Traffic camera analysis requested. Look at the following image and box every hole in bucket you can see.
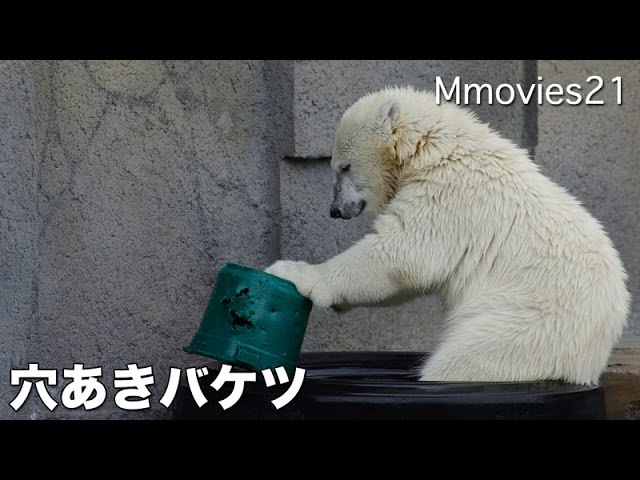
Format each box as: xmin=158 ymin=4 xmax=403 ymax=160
xmin=229 ymin=309 xmax=253 ymax=329
xmin=235 ymin=288 xmax=250 ymax=298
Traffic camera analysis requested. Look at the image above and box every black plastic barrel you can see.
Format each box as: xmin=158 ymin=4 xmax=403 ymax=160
xmin=172 ymin=352 xmax=605 ymax=420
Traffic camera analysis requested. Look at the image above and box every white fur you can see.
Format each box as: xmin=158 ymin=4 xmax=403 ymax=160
xmin=266 ymin=86 xmax=630 ymax=385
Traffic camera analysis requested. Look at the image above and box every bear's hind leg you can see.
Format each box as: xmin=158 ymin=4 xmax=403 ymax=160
xmin=417 ymin=313 xmax=562 ymax=383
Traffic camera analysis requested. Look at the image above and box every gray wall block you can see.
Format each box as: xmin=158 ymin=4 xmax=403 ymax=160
xmin=537 ymin=60 xmax=640 ymax=335
xmin=292 ymin=60 xmax=536 ymax=157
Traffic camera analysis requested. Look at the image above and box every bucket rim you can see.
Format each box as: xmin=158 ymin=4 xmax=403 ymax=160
xmin=222 ymin=262 xmax=304 ymax=295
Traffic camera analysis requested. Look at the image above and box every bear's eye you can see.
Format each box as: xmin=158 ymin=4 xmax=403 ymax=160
xmin=341 ymin=164 xmax=351 ymax=173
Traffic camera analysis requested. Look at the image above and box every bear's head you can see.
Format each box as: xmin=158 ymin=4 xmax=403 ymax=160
xmin=330 ymin=95 xmax=401 ymax=219
xmin=329 ymin=87 xmax=447 ymax=219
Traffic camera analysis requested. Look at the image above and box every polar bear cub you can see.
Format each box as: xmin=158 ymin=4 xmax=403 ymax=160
xmin=266 ymin=86 xmax=630 ymax=385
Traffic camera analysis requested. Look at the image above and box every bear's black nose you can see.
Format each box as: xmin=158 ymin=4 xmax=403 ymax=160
xmin=330 ymin=207 xmax=342 ymax=218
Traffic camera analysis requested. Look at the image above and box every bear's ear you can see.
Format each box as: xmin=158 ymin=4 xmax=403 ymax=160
xmin=376 ymin=98 xmax=401 ymax=134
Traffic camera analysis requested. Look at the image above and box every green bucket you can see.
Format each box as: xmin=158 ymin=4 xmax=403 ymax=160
xmin=184 ymin=263 xmax=313 ymax=376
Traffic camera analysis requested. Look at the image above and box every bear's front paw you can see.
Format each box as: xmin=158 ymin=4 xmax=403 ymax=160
xmin=307 ymin=285 xmax=336 ymax=309
xmin=265 ymin=260 xmax=320 ymax=299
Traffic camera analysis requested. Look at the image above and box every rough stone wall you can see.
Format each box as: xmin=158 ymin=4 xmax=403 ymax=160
xmin=536 ymin=60 xmax=640 ymax=336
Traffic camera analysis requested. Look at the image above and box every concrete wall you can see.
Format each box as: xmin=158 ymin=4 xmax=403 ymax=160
xmin=536 ymin=60 xmax=640 ymax=338
xmin=0 ymin=62 xmax=39 ymax=418
xmin=0 ymin=60 xmax=637 ymax=419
